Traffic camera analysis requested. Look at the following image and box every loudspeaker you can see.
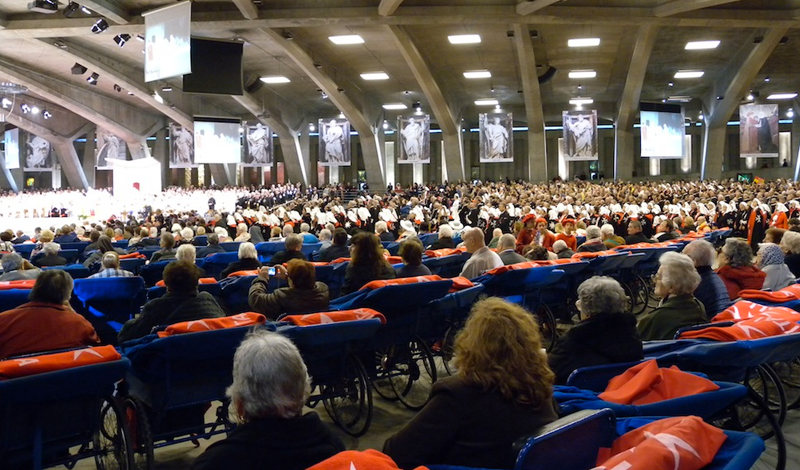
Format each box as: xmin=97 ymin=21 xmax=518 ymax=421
xmin=244 ymin=74 xmax=264 ymax=94
xmin=538 ymin=66 xmax=557 ymax=84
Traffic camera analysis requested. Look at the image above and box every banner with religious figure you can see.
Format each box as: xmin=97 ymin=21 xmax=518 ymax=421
xmin=169 ymin=122 xmax=195 ymax=168
xmin=242 ymin=123 xmax=272 ymax=167
xmin=562 ymin=110 xmax=599 ymax=161
xmin=318 ymin=118 xmax=351 ymax=167
xmin=21 ymin=131 xmax=54 ymax=171
xmin=96 ymin=129 xmax=127 ymax=169
xmin=479 ymin=113 xmax=513 ymax=163
xmin=398 ymin=115 xmax=430 ymax=164
xmin=739 ymin=104 xmax=779 ymax=158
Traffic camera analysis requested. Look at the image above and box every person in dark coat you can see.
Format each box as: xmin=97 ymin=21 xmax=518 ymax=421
xmin=341 ymin=232 xmax=395 ymax=295
xmin=376 ymin=221 xmax=395 ymax=242
xmin=268 ymin=234 xmax=307 ymax=267
xmin=196 ymin=233 xmax=227 ymax=258
xmin=384 ymin=298 xmax=557 ymax=469
xmin=317 ymin=229 xmax=350 ymax=263
xmin=192 ymin=330 xmax=344 ymax=470
xmin=395 ymin=238 xmax=432 ymax=278
xmin=428 ymin=224 xmax=456 ymax=250
xmin=683 ymin=240 xmax=733 ymax=320
xmin=248 ymin=260 xmax=330 ymax=320
xmin=33 ymin=242 xmax=66 ymax=267
xmin=118 ymin=262 xmax=225 ymax=342
xmin=624 ymin=220 xmax=652 ymax=245
xmin=149 ymin=232 xmax=177 ymax=264
xmin=220 ymin=242 xmax=263 ymax=279
xmin=548 ymin=277 xmax=643 ymax=384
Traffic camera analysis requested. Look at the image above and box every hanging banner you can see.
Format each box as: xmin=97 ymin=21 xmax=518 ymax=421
xmin=398 ymin=115 xmax=430 ymax=164
xmin=479 ymin=113 xmax=513 ymax=163
xmin=169 ymin=122 xmax=195 ymax=168
xmin=22 ymin=131 xmax=54 ymax=171
xmin=96 ymin=129 xmax=127 ymax=169
xmin=4 ymin=129 xmax=19 ymax=170
xmin=740 ymin=103 xmax=779 ymax=158
xmin=318 ymin=118 xmax=350 ymax=166
xmin=562 ymin=110 xmax=599 ymax=161
xmin=243 ymin=123 xmax=273 ymax=167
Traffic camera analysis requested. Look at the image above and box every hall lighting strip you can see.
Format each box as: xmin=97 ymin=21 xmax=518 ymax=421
xmin=448 ymin=34 xmax=481 ymax=44
xmin=685 ymin=40 xmax=720 ymax=50
xmin=767 ymin=93 xmax=798 ymax=100
xmin=329 ymin=35 xmax=364 ymax=45
xmin=569 ymin=70 xmax=596 ymax=79
xmin=463 ymin=70 xmax=491 ymax=79
xmin=674 ymin=70 xmax=704 ymax=78
xmin=568 ymin=38 xmax=600 ymax=47
xmin=360 ymin=72 xmax=389 ymax=80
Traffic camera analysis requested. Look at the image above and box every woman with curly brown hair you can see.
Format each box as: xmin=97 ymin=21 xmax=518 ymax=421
xmin=340 ymin=232 xmax=395 ymax=295
xmin=384 ymin=297 xmax=558 ymax=469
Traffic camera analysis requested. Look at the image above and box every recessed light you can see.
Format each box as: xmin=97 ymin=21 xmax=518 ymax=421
xmin=382 ymin=103 xmax=408 ymax=110
xmin=260 ymin=76 xmax=290 ymax=83
xmin=685 ymin=40 xmax=720 ymax=50
xmin=767 ymin=93 xmax=798 ymax=100
xmin=360 ymin=72 xmax=389 ymax=80
xmin=568 ymin=70 xmax=596 ymax=79
xmin=463 ymin=70 xmax=492 ymax=79
xmin=329 ymin=35 xmax=364 ymax=45
xmin=30 ymin=106 xmax=40 ymax=115
xmin=448 ymin=34 xmax=481 ymax=44
xmin=666 ymin=96 xmax=692 ymax=102
xmin=569 ymin=97 xmax=593 ymax=105
xmin=475 ymin=99 xmax=499 ymax=106
xmin=674 ymin=70 xmax=704 ymax=79
xmin=568 ymin=38 xmax=600 ymax=48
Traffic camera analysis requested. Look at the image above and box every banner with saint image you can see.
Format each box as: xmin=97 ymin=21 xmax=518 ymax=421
xmin=21 ymin=130 xmax=54 ymax=171
xmin=96 ymin=129 xmax=127 ymax=169
xmin=169 ymin=122 xmax=195 ymax=168
xmin=318 ymin=118 xmax=350 ymax=166
xmin=243 ymin=123 xmax=273 ymax=167
xmin=739 ymin=104 xmax=779 ymax=158
xmin=479 ymin=113 xmax=513 ymax=163
xmin=398 ymin=115 xmax=430 ymax=164
xmin=562 ymin=110 xmax=598 ymax=161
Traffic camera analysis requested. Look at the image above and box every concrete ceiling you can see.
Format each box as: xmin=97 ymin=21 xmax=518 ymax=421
xmin=2 ymin=0 xmax=800 ymax=135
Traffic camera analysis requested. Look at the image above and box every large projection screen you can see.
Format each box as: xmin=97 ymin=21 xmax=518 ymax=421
xmin=4 ymin=129 xmax=19 ymax=170
xmin=143 ymin=2 xmax=191 ymax=83
xmin=640 ymin=103 xmax=685 ymax=159
xmin=194 ymin=118 xmax=242 ymax=164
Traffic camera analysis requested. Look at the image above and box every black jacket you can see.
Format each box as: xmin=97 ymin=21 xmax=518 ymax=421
xmin=341 ymin=262 xmax=396 ymax=295
xmin=220 ymin=258 xmax=263 ymax=279
xmin=118 ymin=291 xmax=225 ymax=342
xmin=317 ymin=244 xmax=350 ymax=263
xmin=429 ymin=237 xmax=456 ymax=250
xmin=268 ymin=250 xmax=306 ymax=267
xmin=196 ymin=245 xmax=226 ymax=258
xmin=248 ymin=279 xmax=330 ymax=320
xmin=34 ymin=254 xmax=67 ymax=267
xmin=547 ymin=312 xmax=643 ymax=385
xmin=191 ymin=412 xmax=344 ymax=470
xmin=623 ymin=233 xmax=652 ymax=245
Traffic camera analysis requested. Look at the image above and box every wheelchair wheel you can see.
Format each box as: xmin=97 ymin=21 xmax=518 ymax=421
xmin=373 ymin=348 xmax=400 ymax=402
xmin=437 ymin=324 xmax=460 ymax=377
xmin=625 ymin=276 xmax=649 ymax=315
xmin=533 ymin=304 xmax=557 ymax=351
xmin=389 ymin=339 xmax=437 ymax=410
xmin=736 ymin=365 xmax=787 ymax=439
xmin=323 ymin=355 xmax=373 ymax=437
xmin=745 ymin=389 xmax=787 ymax=470
xmin=769 ymin=358 xmax=800 ymax=409
xmin=94 ymin=398 xmax=133 ymax=470
xmin=121 ymin=397 xmax=153 ymax=470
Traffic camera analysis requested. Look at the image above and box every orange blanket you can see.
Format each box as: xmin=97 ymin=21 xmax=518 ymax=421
xmin=598 ymin=360 xmax=719 ymax=405
xmin=282 ymin=308 xmax=386 ymax=325
xmin=157 ymin=312 xmax=266 ymax=337
xmin=679 ymin=315 xmax=800 ymax=341
xmin=0 ymin=345 xmax=121 ymax=380
xmin=713 ymin=300 xmax=800 ymax=323
xmin=308 ymin=449 xmax=429 ymax=470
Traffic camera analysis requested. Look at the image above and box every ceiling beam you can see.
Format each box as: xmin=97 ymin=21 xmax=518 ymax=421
xmin=653 ymin=0 xmax=742 ymax=18
xmin=512 ymin=24 xmax=547 ymax=182
xmin=37 ymin=39 xmax=193 ymax=131
xmin=378 ymin=0 xmax=404 ymax=17
xmin=614 ymin=24 xmax=659 ymax=180
xmin=238 ymin=28 xmax=385 ymax=189
xmin=388 ymin=24 xmax=464 ymax=181
xmin=516 ymin=0 xmax=561 ymax=16
xmin=0 ymin=13 xmax=7 ymax=30
xmin=80 ymin=0 xmax=131 ymax=24
xmin=231 ymin=0 xmax=259 ymax=20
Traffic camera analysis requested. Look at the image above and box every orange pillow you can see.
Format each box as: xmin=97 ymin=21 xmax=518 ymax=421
xmin=679 ymin=315 xmax=800 ymax=341
xmin=424 ymin=248 xmax=466 ymax=258
xmin=449 ymin=277 xmax=474 ymax=291
xmin=329 ymin=257 xmax=351 ymax=265
xmin=0 ymin=345 xmax=121 ymax=380
xmin=154 ymin=277 xmax=219 ymax=287
xmin=119 ymin=253 xmax=147 ymax=260
xmin=157 ymin=312 xmax=266 ymax=337
xmin=0 ymin=279 xmax=36 ymax=290
xmin=308 ymin=449 xmax=428 ymax=470
xmin=598 ymin=360 xmax=719 ymax=405
xmin=282 ymin=308 xmax=386 ymax=326
xmin=596 ymin=416 xmax=727 ymax=470
xmin=226 ymin=270 xmax=260 ymax=278
xmin=361 ymin=275 xmax=443 ymax=291
xmin=713 ymin=300 xmax=800 ymax=323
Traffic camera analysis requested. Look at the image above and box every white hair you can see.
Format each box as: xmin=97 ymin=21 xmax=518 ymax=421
xmin=683 ymin=239 xmax=716 ymax=267
xmin=438 ymin=224 xmax=454 ymax=239
xmin=553 ymin=239 xmax=568 ymax=253
xmin=43 ymin=242 xmax=61 ymax=256
xmin=226 ymin=330 xmax=310 ymax=422
xmin=497 ymin=234 xmax=517 ymax=250
xmin=180 ymin=227 xmax=194 ymax=240
xmin=375 ymin=221 xmax=388 ymax=233
xmin=600 ymin=224 xmax=615 ymax=236
xmin=586 ymin=225 xmax=601 ymax=239
xmin=658 ymin=252 xmax=701 ymax=296
xmin=780 ymin=230 xmax=800 ymax=255
xmin=238 ymin=242 xmax=257 ymax=260
xmin=577 ymin=276 xmax=627 ymax=316
xmin=176 ymin=244 xmax=196 ymax=263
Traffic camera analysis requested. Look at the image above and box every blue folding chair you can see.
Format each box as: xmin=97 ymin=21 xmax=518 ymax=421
xmin=71 ymin=277 xmax=147 ymax=344
xmin=0 ymin=289 xmax=32 ymax=312
xmin=0 ymin=357 xmax=133 ymax=470
xmin=192 ymin=235 xmax=208 ymax=246
xmin=146 ymin=282 xmax=223 ymax=301
xmin=59 ymin=242 xmax=89 ymax=253
xmin=300 ymin=243 xmax=322 ymax=258
xmin=119 ymin=257 xmax=147 ymax=275
xmin=219 ymin=241 xmax=241 ymax=253
xmin=139 ymin=261 xmax=171 ymax=287
xmin=42 ymin=264 xmax=90 ymax=279
xmin=203 ymin=252 xmax=241 ymax=280
xmin=255 ymin=241 xmax=285 ymax=263
xmin=13 ymin=244 xmax=35 ymax=260
xmin=218 ymin=275 xmax=258 ymax=314
xmin=422 ymin=252 xmax=471 ymax=278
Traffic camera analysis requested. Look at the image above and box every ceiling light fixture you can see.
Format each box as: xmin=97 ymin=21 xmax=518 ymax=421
xmin=86 ymin=72 xmax=99 ymax=85
xmin=161 ymin=85 xmax=172 ymax=92
xmin=43 ymin=110 xmax=52 ymax=119
xmin=788 ymin=108 xmax=794 ymax=118
xmin=568 ymin=38 xmax=600 ymax=48
xmin=475 ymin=99 xmax=499 ymax=106
xmin=674 ymin=70 xmax=704 ymax=79
xmin=81 ymin=5 xmax=91 ymax=14
xmin=260 ymin=76 xmax=290 ymax=83
xmin=382 ymin=103 xmax=407 ymax=110
xmin=746 ymin=92 xmax=754 ymax=101
xmin=113 ymin=84 xmax=122 ymax=92
xmin=568 ymin=70 xmax=596 ymax=79
xmin=1 ymin=98 xmax=11 ymax=109
xmin=360 ymin=72 xmax=389 ymax=80
xmin=90 ymin=18 xmax=108 ymax=34
xmin=448 ymin=34 xmax=481 ymax=44
xmin=765 ymin=76 xmax=771 ymax=82
xmin=30 ymin=106 xmax=40 ymax=115
xmin=20 ymin=103 xmax=30 ymax=114
xmin=463 ymin=70 xmax=492 ymax=79
xmin=113 ymin=33 xmax=131 ymax=47
xmin=685 ymin=40 xmax=720 ymax=50
xmin=136 ymin=34 xmax=144 ymax=42
xmin=71 ymin=63 xmax=87 ymax=75
xmin=383 ymin=120 xmax=389 ymax=129
xmin=569 ymin=97 xmax=593 ymax=105
xmin=666 ymin=96 xmax=693 ymax=102
xmin=767 ymin=93 xmax=798 ymax=100
xmin=63 ymin=1 xmax=79 ymax=17
xmin=328 ymin=35 xmax=364 ymax=45
xmin=309 ymin=123 xmax=315 ymax=131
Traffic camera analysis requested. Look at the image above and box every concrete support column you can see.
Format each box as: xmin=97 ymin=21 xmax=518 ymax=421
xmin=701 ymin=125 xmax=727 ymax=180
xmin=614 ymin=127 xmax=635 ymax=181
xmin=52 ymin=140 xmax=89 ymax=189
xmin=153 ymin=128 xmax=169 ymax=189
xmin=82 ymin=129 xmax=96 ymax=188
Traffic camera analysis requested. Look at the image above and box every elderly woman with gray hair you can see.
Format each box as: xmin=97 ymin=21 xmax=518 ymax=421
xmin=757 ymin=243 xmax=796 ymax=292
xmin=638 ymin=252 xmax=706 ymax=340
xmin=191 ymin=330 xmax=344 ymax=470
xmin=716 ymin=238 xmax=766 ymax=299
xmin=0 ymin=253 xmax=40 ymax=281
xmin=683 ymin=239 xmax=732 ymax=319
xmin=547 ymin=277 xmax=642 ymax=384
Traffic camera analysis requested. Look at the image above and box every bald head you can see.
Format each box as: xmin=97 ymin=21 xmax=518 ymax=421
xmin=463 ymin=227 xmax=486 ymax=254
